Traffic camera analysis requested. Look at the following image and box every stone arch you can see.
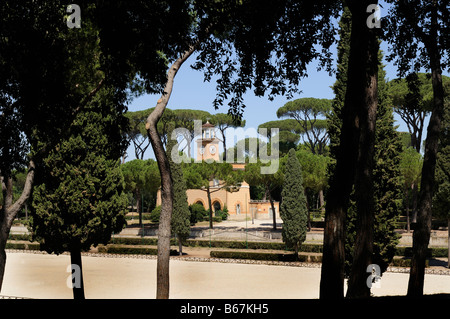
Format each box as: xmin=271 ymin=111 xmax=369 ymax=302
xmin=193 ymin=199 xmax=206 ymax=210
xmin=212 ymin=199 xmax=223 ymax=212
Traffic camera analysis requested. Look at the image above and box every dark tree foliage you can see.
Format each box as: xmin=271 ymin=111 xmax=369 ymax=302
xmin=280 ymin=149 xmax=308 ymax=259
xmin=92 ymin=0 xmax=194 ymax=96
xmin=327 ymin=6 xmax=351 ymax=160
xmin=30 ymin=90 xmax=129 ymax=299
xmin=166 ymin=126 xmax=191 ymax=255
xmin=192 ymin=0 xmax=340 ymax=119
xmin=31 ymin=94 xmax=128 ymax=253
xmin=0 ymin=0 xmax=88 ymax=292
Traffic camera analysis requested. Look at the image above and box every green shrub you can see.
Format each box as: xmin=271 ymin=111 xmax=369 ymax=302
xmin=429 ymin=247 xmax=448 ymax=257
xmin=125 ymin=213 xmax=152 ymax=221
xmin=149 ymin=206 xmax=161 ymax=223
xmin=214 ymin=206 xmax=229 ymax=221
xmin=212 ymin=216 xmax=223 ymax=223
xmin=189 ymin=203 xmax=208 ymax=224
xmin=395 ymin=247 xmax=438 ymax=258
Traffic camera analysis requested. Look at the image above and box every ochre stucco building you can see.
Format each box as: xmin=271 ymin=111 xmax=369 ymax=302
xmin=156 ymin=121 xmax=279 ymax=220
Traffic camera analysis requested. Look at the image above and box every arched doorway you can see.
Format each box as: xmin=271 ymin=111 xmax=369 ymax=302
xmin=194 ymin=200 xmax=205 ymax=209
xmin=212 ymin=201 xmax=221 ymax=213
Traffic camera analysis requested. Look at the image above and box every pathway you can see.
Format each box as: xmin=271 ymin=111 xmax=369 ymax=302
xmin=2 ymin=251 xmax=450 ymax=299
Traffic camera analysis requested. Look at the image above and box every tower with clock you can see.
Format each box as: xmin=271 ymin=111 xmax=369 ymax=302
xmin=197 ymin=121 xmax=220 ymax=162
xmin=156 ymin=119 xmax=280 ymax=221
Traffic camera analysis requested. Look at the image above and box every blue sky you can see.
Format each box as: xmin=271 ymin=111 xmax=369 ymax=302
xmin=126 ymin=54 xmax=341 ymax=161
xmin=125 ymin=5 xmax=447 ymax=161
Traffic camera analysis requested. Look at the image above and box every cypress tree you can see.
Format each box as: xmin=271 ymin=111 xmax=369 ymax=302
xmin=327 ymin=6 xmax=351 ymax=160
xmin=167 ymin=126 xmax=191 ymax=255
xmin=344 ymin=54 xmax=403 ymax=277
xmin=280 ymin=148 xmax=308 ymax=259
xmin=329 ymin=8 xmax=403 ymax=278
xmin=30 ymin=90 xmax=128 ymax=299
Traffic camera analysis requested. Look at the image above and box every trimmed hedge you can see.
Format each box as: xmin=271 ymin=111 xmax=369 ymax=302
xmin=210 ymin=250 xmax=322 ymax=263
xmin=109 ymin=237 xmax=448 ymax=257
xmin=98 ymin=244 xmax=178 ymax=256
xmin=110 ymin=237 xmax=159 ymax=246
xmin=5 ymin=242 xmax=40 ymax=250
xmin=125 ymin=213 xmax=152 ymax=221
xmin=6 ymin=233 xmax=448 ymax=259
xmin=184 ymin=239 xmax=323 ymax=253
xmin=210 ymin=251 xmax=433 ymax=267
xmin=8 ymin=234 xmax=32 ymax=241
xmin=391 ymin=257 xmax=429 ymax=268
xmin=428 ymin=247 xmax=449 ymax=258
xmin=395 ymin=247 xmax=448 ymax=258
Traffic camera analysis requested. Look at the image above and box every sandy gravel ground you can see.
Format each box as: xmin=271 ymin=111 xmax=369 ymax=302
xmin=1 ymin=252 xmax=450 ymax=299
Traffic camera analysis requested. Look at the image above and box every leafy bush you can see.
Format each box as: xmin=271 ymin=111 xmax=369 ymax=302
xmin=5 ymin=242 xmax=40 ymax=250
xmin=125 ymin=213 xmax=152 ymax=221
xmin=189 ymin=203 xmax=208 ymax=224
xmin=149 ymin=205 xmax=161 ymax=223
xmin=214 ymin=206 xmax=229 ymax=221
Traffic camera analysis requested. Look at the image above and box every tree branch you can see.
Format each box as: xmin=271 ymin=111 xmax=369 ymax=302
xmin=4 ymin=160 xmax=35 ymax=229
xmin=72 ymin=77 xmax=106 ymax=117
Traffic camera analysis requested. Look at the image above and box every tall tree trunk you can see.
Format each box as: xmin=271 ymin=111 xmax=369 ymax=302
xmin=0 ymin=223 xmax=8 ymax=294
xmin=70 ymin=245 xmax=85 ymax=300
xmin=406 ymin=199 xmax=411 ymax=233
xmin=347 ymin=1 xmax=379 ymax=298
xmin=416 ymin=127 xmax=423 ymax=154
xmin=412 ymin=129 xmax=421 ymax=154
xmin=320 ymin=81 xmax=358 ymax=297
xmin=266 ymin=185 xmax=277 ymax=231
xmin=0 ymin=161 xmax=35 ymax=292
xmin=318 ymin=189 xmax=325 ymax=214
xmin=207 ymin=187 xmax=213 ymax=229
xmin=294 ymin=244 xmax=299 ymax=261
xmin=136 ymin=189 xmax=142 ymax=227
xmin=304 ymin=190 xmax=311 ymax=232
xmin=346 ymin=5 xmax=379 ymax=297
xmin=222 ymin=132 xmax=227 ymax=162
xmin=412 ymin=183 xmax=418 ymax=223
xmin=146 ymin=46 xmax=197 ymax=299
xmin=346 ymin=21 xmax=378 ymax=298
xmin=408 ymin=4 xmax=444 ymax=295
xmin=178 ymin=237 xmax=183 ymax=256
xmin=320 ymin=1 xmax=378 ymax=299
